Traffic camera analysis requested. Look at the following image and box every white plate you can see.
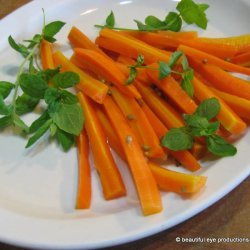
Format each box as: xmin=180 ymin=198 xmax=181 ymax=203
xmin=0 ymin=0 xmax=250 ymax=249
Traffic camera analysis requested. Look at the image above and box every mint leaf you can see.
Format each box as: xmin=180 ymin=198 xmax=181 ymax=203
xmin=206 ymin=135 xmax=237 ymax=157
xmin=49 ymin=103 xmax=84 ymax=136
xmin=56 ymin=128 xmax=75 ymax=151
xmin=13 ymin=114 xmax=29 ymax=132
xmin=51 ymin=71 xmax=80 ymax=88
xmin=43 ymin=21 xmax=65 ymax=43
xmin=50 ymin=123 xmax=57 ymax=137
xmin=134 ymin=20 xmax=152 ymax=31
xmin=37 ymin=67 xmax=60 ymax=82
xmin=165 ymin=12 xmax=182 ymax=31
xmin=126 ymin=67 xmax=137 ymax=85
xmin=8 ymin=36 xmax=29 ymax=57
xmin=145 ymin=15 xmax=165 ymax=28
xmin=176 ymin=0 xmax=209 ymax=29
xmin=0 ymin=81 xmax=14 ymax=99
xmin=159 ymin=61 xmax=171 ymax=79
xmin=181 ymin=54 xmax=189 ymax=71
xmin=29 ymin=111 xmax=50 ymax=133
xmin=198 ymin=3 xmax=209 ymax=12
xmin=168 ymin=51 xmax=183 ymax=68
xmin=44 ymin=87 xmax=61 ymax=105
xmin=0 ymin=95 xmax=12 ymax=116
xmin=26 ymin=119 xmax=52 ymax=148
xmin=181 ymin=73 xmax=194 ymax=97
xmin=105 ymin=11 xmax=115 ymax=28
xmin=0 ymin=115 xmax=12 ymax=129
xmin=24 ymin=34 xmax=42 ymax=49
xmin=195 ymin=98 xmax=220 ymax=120
xmin=60 ymin=90 xmax=78 ymax=104
xmin=19 ymin=73 xmax=48 ymax=99
xmin=161 ymin=127 xmax=194 ymax=151
xmin=15 ymin=94 xmax=39 ymax=115
xmin=136 ymin=54 xmax=144 ymax=65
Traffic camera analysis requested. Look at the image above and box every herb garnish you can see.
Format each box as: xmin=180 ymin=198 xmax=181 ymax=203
xmin=95 ymin=0 xmax=209 ymax=31
xmin=126 ymin=51 xmax=194 ymax=97
xmin=161 ymin=98 xmax=237 ymax=157
xmin=0 ymin=12 xmax=84 ymax=151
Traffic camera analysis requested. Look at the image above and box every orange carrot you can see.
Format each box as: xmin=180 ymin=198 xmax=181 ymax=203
xmin=40 ymin=39 xmax=55 ymax=69
xmin=53 ymin=51 xmax=108 ymax=104
xmin=103 ymin=96 xmax=162 ymax=215
xmin=192 ymin=76 xmax=247 ymax=135
xmin=135 ymin=81 xmax=185 ymax=128
xmin=121 ymin=31 xmax=237 ymax=59
xmin=231 ymin=51 xmax=250 ymax=67
xmin=110 ymin=86 xmax=166 ymax=160
xmin=146 ymin=64 xmax=198 ymax=114
xmin=149 ymin=162 xmax=207 ymax=194
xmin=189 ymin=141 xmax=207 ymax=160
xmin=208 ymin=86 xmax=250 ymax=120
xmin=96 ymin=28 xmax=171 ymax=64
xmin=73 ymin=48 xmax=141 ymax=99
xmin=190 ymin=59 xmax=250 ymax=100
xmin=77 ymin=92 xmax=126 ymax=200
xmin=135 ymin=83 xmax=201 ymax=172
xmin=178 ymin=44 xmax=250 ymax=75
xmin=76 ymin=130 xmax=92 ymax=209
xmin=68 ymin=26 xmax=107 ymax=56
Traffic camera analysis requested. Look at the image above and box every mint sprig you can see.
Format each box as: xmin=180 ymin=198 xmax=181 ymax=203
xmin=0 ymin=11 xmax=84 ymax=151
xmin=95 ymin=0 xmax=209 ymax=31
xmin=161 ymin=98 xmax=237 ymax=157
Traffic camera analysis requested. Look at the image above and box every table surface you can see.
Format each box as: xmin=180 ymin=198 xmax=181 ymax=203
xmin=0 ymin=1 xmax=249 ymax=250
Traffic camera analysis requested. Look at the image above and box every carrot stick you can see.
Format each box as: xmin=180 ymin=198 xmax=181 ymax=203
xmin=208 ymin=86 xmax=250 ymax=120
xmin=68 ymin=26 xmax=107 ymax=56
xmin=103 ymin=96 xmax=162 ymax=215
xmin=192 ymin=76 xmax=247 ymax=135
xmin=149 ymin=162 xmax=206 ymax=194
xmin=190 ymin=59 xmax=250 ymax=100
xmin=53 ymin=51 xmax=108 ymax=104
xmin=76 ymin=130 xmax=92 ymax=209
xmin=40 ymin=39 xmax=55 ymax=69
xmin=73 ymin=48 xmax=141 ymax=99
xmin=178 ymin=45 xmax=250 ymax=75
xmin=120 ymin=31 xmax=237 ymax=59
xmin=77 ymin=92 xmax=126 ymax=200
xmin=231 ymin=51 xmax=250 ymax=67
xmin=110 ymin=86 xmax=166 ymax=160
xmin=96 ymin=28 xmax=171 ymax=64
xmin=146 ymin=64 xmax=198 ymax=114
xmin=135 ymin=83 xmax=201 ymax=172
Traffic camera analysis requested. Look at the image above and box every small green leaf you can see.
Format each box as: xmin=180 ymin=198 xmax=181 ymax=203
xmin=24 ymin=34 xmax=42 ymax=49
xmin=0 ymin=95 xmax=12 ymax=115
xmin=60 ymin=90 xmax=78 ymax=104
xmin=136 ymin=54 xmax=144 ymax=66
xmin=50 ymin=123 xmax=57 ymax=137
xmin=8 ymin=36 xmax=29 ymax=57
xmin=43 ymin=21 xmax=65 ymax=43
xmin=25 ymin=119 xmax=52 ymax=148
xmin=51 ymin=71 xmax=80 ymax=88
xmin=44 ymin=87 xmax=61 ymax=105
xmin=181 ymin=54 xmax=189 ymax=71
xmin=15 ymin=94 xmax=39 ymax=115
xmin=105 ymin=11 xmax=115 ymax=28
xmin=126 ymin=67 xmax=137 ymax=85
xmin=134 ymin=20 xmax=151 ymax=31
xmin=165 ymin=12 xmax=182 ymax=32
xmin=13 ymin=114 xmax=29 ymax=132
xmin=159 ymin=61 xmax=171 ymax=79
xmin=161 ymin=127 xmax=194 ymax=151
xmin=49 ymin=103 xmax=84 ymax=136
xmin=37 ymin=67 xmax=61 ymax=82
xmin=206 ymin=135 xmax=237 ymax=157
xmin=145 ymin=15 xmax=165 ymax=28
xmin=56 ymin=128 xmax=75 ymax=151
xmin=19 ymin=73 xmax=48 ymax=99
xmin=0 ymin=115 xmax=12 ymax=129
xmin=168 ymin=51 xmax=183 ymax=68
xmin=198 ymin=3 xmax=209 ymax=12
xmin=176 ymin=0 xmax=209 ymax=29
xmin=181 ymin=74 xmax=194 ymax=97
xmin=29 ymin=111 xmax=50 ymax=134
xmin=0 ymin=81 xmax=15 ymax=99
xmin=195 ymin=97 xmax=220 ymax=120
